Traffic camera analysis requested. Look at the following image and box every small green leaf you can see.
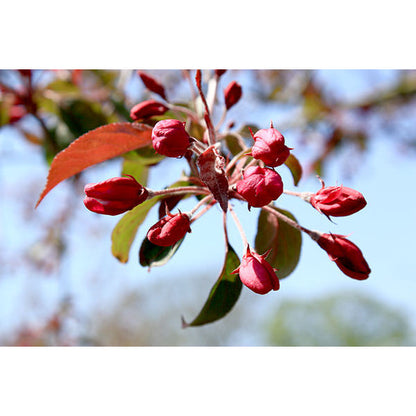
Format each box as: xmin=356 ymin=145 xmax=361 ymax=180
xmin=285 ymin=153 xmax=303 ymax=186
xmin=59 ymin=99 xmax=108 ymax=138
xmin=111 ymin=198 xmax=159 ymax=263
xmin=238 ymin=124 xmax=259 ymax=140
xmin=224 ymin=134 xmax=244 ymax=156
xmin=255 ymin=207 xmax=302 ymax=279
xmin=121 ymin=157 xmax=149 ymax=186
xmin=139 ymin=237 xmax=184 ymax=268
xmin=189 ymin=121 xmax=205 ymax=141
xmin=182 ymin=243 xmax=242 ymax=327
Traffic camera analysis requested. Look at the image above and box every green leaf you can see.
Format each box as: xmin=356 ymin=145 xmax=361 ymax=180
xmin=111 ymin=198 xmax=159 ymax=263
xmin=255 ymin=207 xmax=302 ymax=279
xmin=182 ymin=243 xmax=242 ymax=327
xmin=59 ymin=99 xmax=108 ymax=138
xmin=224 ymin=133 xmax=244 ymax=156
xmin=238 ymin=124 xmax=259 ymax=140
xmin=121 ymin=157 xmax=149 ymax=186
xmin=284 ymin=153 xmax=303 ymax=186
xmin=189 ymin=121 xmax=205 ymax=141
xmin=139 ymin=237 xmax=184 ymax=268
xmin=45 ymin=79 xmax=80 ymax=97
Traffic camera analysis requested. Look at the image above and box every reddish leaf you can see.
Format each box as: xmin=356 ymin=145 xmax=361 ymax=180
xmin=35 ymin=123 xmax=152 ymax=207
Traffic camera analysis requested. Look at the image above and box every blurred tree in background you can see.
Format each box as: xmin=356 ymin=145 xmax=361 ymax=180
xmin=1 ymin=69 xmax=415 ymax=346
xmin=266 ymin=292 xmax=415 ymax=346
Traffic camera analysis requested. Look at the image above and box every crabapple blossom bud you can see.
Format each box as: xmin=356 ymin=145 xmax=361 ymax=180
xmin=317 ymin=233 xmax=371 ymax=280
xmin=215 ymin=69 xmax=227 ymax=78
xmin=130 ymin=99 xmax=168 ymax=121
xmin=250 ymin=125 xmax=291 ymax=167
xmin=147 ymin=212 xmax=191 ymax=247
xmin=232 ymin=247 xmax=279 ymax=294
xmin=138 ymin=71 xmax=167 ymax=100
xmin=151 ymin=119 xmax=191 ymax=158
xmin=310 ymin=184 xmax=367 ymax=217
xmin=224 ymin=81 xmax=242 ymax=110
xmin=83 ymin=175 xmax=148 ymax=216
xmin=236 ymin=166 xmax=283 ymax=208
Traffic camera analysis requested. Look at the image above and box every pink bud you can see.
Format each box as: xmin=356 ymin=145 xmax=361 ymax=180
xmin=310 ymin=184 xmax=367 ymax=217
xmin=317 ymin=233 xmax=371 ymax=280
xmin=152 ymin=119 xmax=191 ymax=158
xmin=83 ymin=175 xmax=148 ymax=216
xmin=232 ymin=247 xmax=279 ymax=294
xmin=130 ymin=99 xmax=168 ymax=121
xmin=224 ymin=81 xmax=242 ymax=110
xmin=147 ymin=212 xmax=191 ymax=247
xmin=250 ymin=125 xmax=291 ymax=167
xmin=236 ymin=166 xmax=283 ymax=208
xmin=138 ymin=71 xmax=167 ymax=100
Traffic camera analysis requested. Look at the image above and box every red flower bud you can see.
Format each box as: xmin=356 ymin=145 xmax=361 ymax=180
xmin=215 ymin=69 xmax=227 ymax=78
xmin=317 ymin=233 xmax=371 ymax=280
xmin=83 ymin=175 xmax=148 ymax=216
xmin=310 ymin=183 xmax=367 ymax=217
xmin=224 ymin=81 xmax=242 ymax=110
xmin=137 ymin=71 xmax=167 ymax=100
xmin=152 ymin=119 xmax=191 ymax=158
xmin=236 ymin=166 xmax=283 ymax=208
xmin=232 ymin=247 xmax=279 ymax=294
xmin=130 ymin=99 xmax=169 ymax=121
xmin=147 ymin=211 xmax=191 ymax=247
xmin=250 ymin=125 xmax=291 ymax=167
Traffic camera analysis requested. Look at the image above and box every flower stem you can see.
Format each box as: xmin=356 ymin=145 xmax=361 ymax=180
xmin=189 ymin=195 xmax=213 ymax=216
xmin=189 ymin=200 xmax=216 ymax=223
xmin=283 ymin=190 xmax=313 ymax=202
xmin=168 ymin=104 xmax=200 ymax=123
xmin=148 ymin=186 xmax=210 ymax=198
xmin=228 ymin=203 xmax=249 ymax=248
xmin=261 ymin=204 xmax=320 ymax=240
xmin=195 ymin=70 xmax=217 ymax=146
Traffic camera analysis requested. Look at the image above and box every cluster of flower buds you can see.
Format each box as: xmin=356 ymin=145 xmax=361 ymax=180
xmin=82 ymin=69 xmax=371 ymax=300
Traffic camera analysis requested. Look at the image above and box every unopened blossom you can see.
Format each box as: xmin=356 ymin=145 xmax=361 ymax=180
xmin=310 ymin=183 xmax=367 ymax=217
xmin=137 ymin=71 xmax=167 ymax=100
xmin=317 ymin=233 xmax=371 ymax=280
xmin=147 ymin=212 xmax=191 ymax=247
xmin=224 ymin=81 xmax=242 ymax=110
xmin=236 ymin=166 xmax=283 ymax=208
xmin=130 ymin=99 xmax=168 ymax=121
xmin=152 ymin=119 xmax=191 ymax=157
xmin=250 ymin=124 xmax=291 ymax=167
xmin=84 ymin=175 xmax=148 ymax=216
xmin=232 ymin=246 xmax=279 ymax=294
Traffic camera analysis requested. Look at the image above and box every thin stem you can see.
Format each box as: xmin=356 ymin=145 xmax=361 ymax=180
xmin=189 ymin=195 xmax=213 ymax=216
xmin=182 ymin=70 xmax=198 ymax=110
xmin=283 ymin=190 xmax=313 ymax=202
xmin=147 ymin=186 xmax=210 ymax=198
xmin=168 ymin=104 xmax=200 ymax=123
xmin=261 ymin=204 xmax=317 ymax=238
xmin=190 ymin=200 xmax=216 ymax=223
xmin=206 ymin=76 xmax=219 ymax=114
xmin=228 ymin=203 xmax=249 ymax=248
xmin=223 ymin=211 xmax=229 ymax=247
xmin=215 ymin=106 xmax=227 ymax=131
xmin=195 ymin=70 xmax=216 ymax=146
xmin=225 ymin=149 xmax=249 ymax=174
